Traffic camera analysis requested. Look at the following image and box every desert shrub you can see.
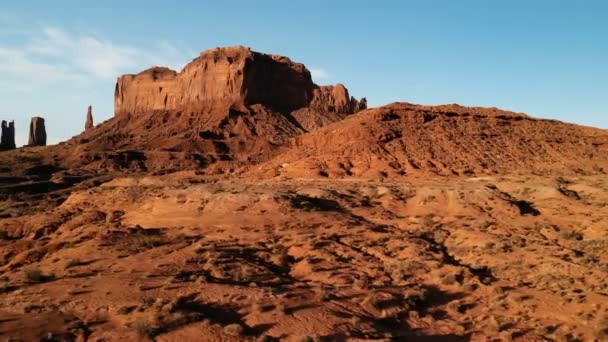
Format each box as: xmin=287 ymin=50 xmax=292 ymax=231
xmin=138 ymin=235 xmax=165 ymax=249
xmin=441 ymin=272 xmax=458 ymax=285
xmin=402 ymin=286 xmax=428 ymax=310
xmin=223 ymin=323 xmax=244 ymax=336
xmin=316 ymin=289 xmax=330 ymax=302
xmin=251 ymin=301 xmax=272 ymax=313
xmin=131 ymin=318 xmax=155 ymax=337
xmin=117 ymin=306 xmax=136 ymax=315
xmin=274 ymin=302 xmax=286 ymax=313
xmin=559 ymin=230 xmax=583 ymax=241
xmin=384 ymin=260 xmax=421 ymax=282
xmin=24 ymin=268 xmax=48 ymax=283
xmin=257 ymin=335 xmax=274 ymax=342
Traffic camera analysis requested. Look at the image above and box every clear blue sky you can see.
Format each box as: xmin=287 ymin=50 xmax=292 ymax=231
xmin=1 ymin=0 xmax=607 ymax=145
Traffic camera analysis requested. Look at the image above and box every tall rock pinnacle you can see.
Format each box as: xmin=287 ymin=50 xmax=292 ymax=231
xmin=28 ymin=117 xmax=47 ymax=147
xmin=85 ymin=105 xmax=94 ymax=130
xmin=0 ymin=120 xmax=16 ymax=151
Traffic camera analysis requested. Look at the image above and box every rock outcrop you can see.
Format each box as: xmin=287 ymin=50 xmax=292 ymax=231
xmin=28 ymin=117 xmax=46 ymax=147
xmin=0 ymin=120 xmax=16 ymax=151
xmin=85 ymin=106 xmax=94 ymax=130
xmin=309 ymin=84 xmax=367 ymax=113
xmin=114 ymin=46 xmax=365 ymax=116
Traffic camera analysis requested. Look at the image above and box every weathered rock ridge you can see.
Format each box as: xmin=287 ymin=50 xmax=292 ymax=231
xmin=114 ymin=46 xmax=365 ymax=116
xmin=28 ymin=117 xmax=46 ymax=147
xmin=0 ymin=120 xmax=16 ymax=151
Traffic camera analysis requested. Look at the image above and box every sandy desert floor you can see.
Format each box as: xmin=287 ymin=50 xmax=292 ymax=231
xmin=1 ymin=172 xmax=608 ymax=341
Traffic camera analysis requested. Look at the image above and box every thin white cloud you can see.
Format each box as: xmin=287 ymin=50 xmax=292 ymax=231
xmin=0 ymin=47 xmax=84 ymax=83
xmin=0 ymin=26 xmax=191 ymax=87
xmin=309 ymin=67 xmax=330 ymax=81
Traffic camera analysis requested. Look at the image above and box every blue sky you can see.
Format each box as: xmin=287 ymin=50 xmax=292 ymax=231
xmin=1 ymin=0 xmax=607 ymax=145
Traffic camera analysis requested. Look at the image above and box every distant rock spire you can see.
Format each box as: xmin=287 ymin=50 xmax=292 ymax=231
xmin=0 ymin=120 xmax=16 ymax=151
xmin=28 ymin=117 xmax=47 ymax=146
xmin=85 ymin=105 xmax=94 ymax=130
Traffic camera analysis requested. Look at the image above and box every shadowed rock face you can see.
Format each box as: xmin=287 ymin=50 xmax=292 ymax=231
xmin=28 ymin=117 xmax=46 ymax=146
xmin=0 ymin=120 xmax=16 ymax=151
xmin=85 ymin=106 xmax=93 ymax=130
xmin=114 ymin=46 xmax=365 ymax=116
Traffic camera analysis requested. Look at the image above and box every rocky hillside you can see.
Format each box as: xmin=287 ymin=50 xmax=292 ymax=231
xmin=253 ymin=103 xmax=608 ymax=178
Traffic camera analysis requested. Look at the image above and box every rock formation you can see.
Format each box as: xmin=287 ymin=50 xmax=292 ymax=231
xmin=355 ymin=97 xmax=368 ymax=112
xmin=114 ymin=46 xmax=365 ymax=116
xmin=85 ymin=106 xmax=94 ymax=130
xmin=309 ymin=84 xmax=367 ymax=113
xmin=0 ymin=120 xmax=16 ymax=151
xmin=28 ymin=117 xmax=46 ymax=146
xmin=60 ymin=46 xmax=368 ymax=169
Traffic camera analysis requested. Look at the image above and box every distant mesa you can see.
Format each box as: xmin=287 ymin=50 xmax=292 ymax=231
xmin=0 ymin=120 xmax=16 ymax=151
xmin=28 ymin=117 xmax=47 ymax=147
xmin=65 ymin=46 xmax=367 ymax=170
xmin=114 ymin=46 xmax=366 ymax=116
xmin=85 ymin=106 xmax=94 ymax=130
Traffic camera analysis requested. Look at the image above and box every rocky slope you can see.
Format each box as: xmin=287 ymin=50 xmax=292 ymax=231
xmin=253 ymin=102 xmax=608 ymax=178
xmin=2 ymin=174 xmax=608 ymax=341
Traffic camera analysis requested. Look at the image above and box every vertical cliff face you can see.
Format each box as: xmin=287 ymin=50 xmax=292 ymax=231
xmin=114 ymin=67 xmax=179 ymax=116
xmin=28 ymin=117 xmax=47 ymax=147
xmin=240 ymin=53 xmax=314 ymax=111
xmin=113 ymin=46 xmax=364 ymax=116
xmin=0 ymin=120 xmax=16 ymax=151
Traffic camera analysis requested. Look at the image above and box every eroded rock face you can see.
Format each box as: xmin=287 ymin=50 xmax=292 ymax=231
xmin=0 ymin=120 xmax=16 ymax=151
xmin=309 ymin=84 xmax=366 ymax=114
xmin=85 ymin=106 xmax=94 ymax=130
xmin=28 ymin=117 xmax=46 ymax=147
xmin=114 ymin=46 xmax=364 ymax=116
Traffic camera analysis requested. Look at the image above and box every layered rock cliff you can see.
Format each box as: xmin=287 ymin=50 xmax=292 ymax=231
xmin=114 ymin=46 xmax=365 ymax=117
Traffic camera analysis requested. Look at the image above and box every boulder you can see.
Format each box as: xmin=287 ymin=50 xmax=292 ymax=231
xmin=28 ymin=117 xmax=46 ymax=146
xmin=85 ymin=106 xmax=94 ymax=130
xmin=0 ymin=120 xmax=16 ymax=151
